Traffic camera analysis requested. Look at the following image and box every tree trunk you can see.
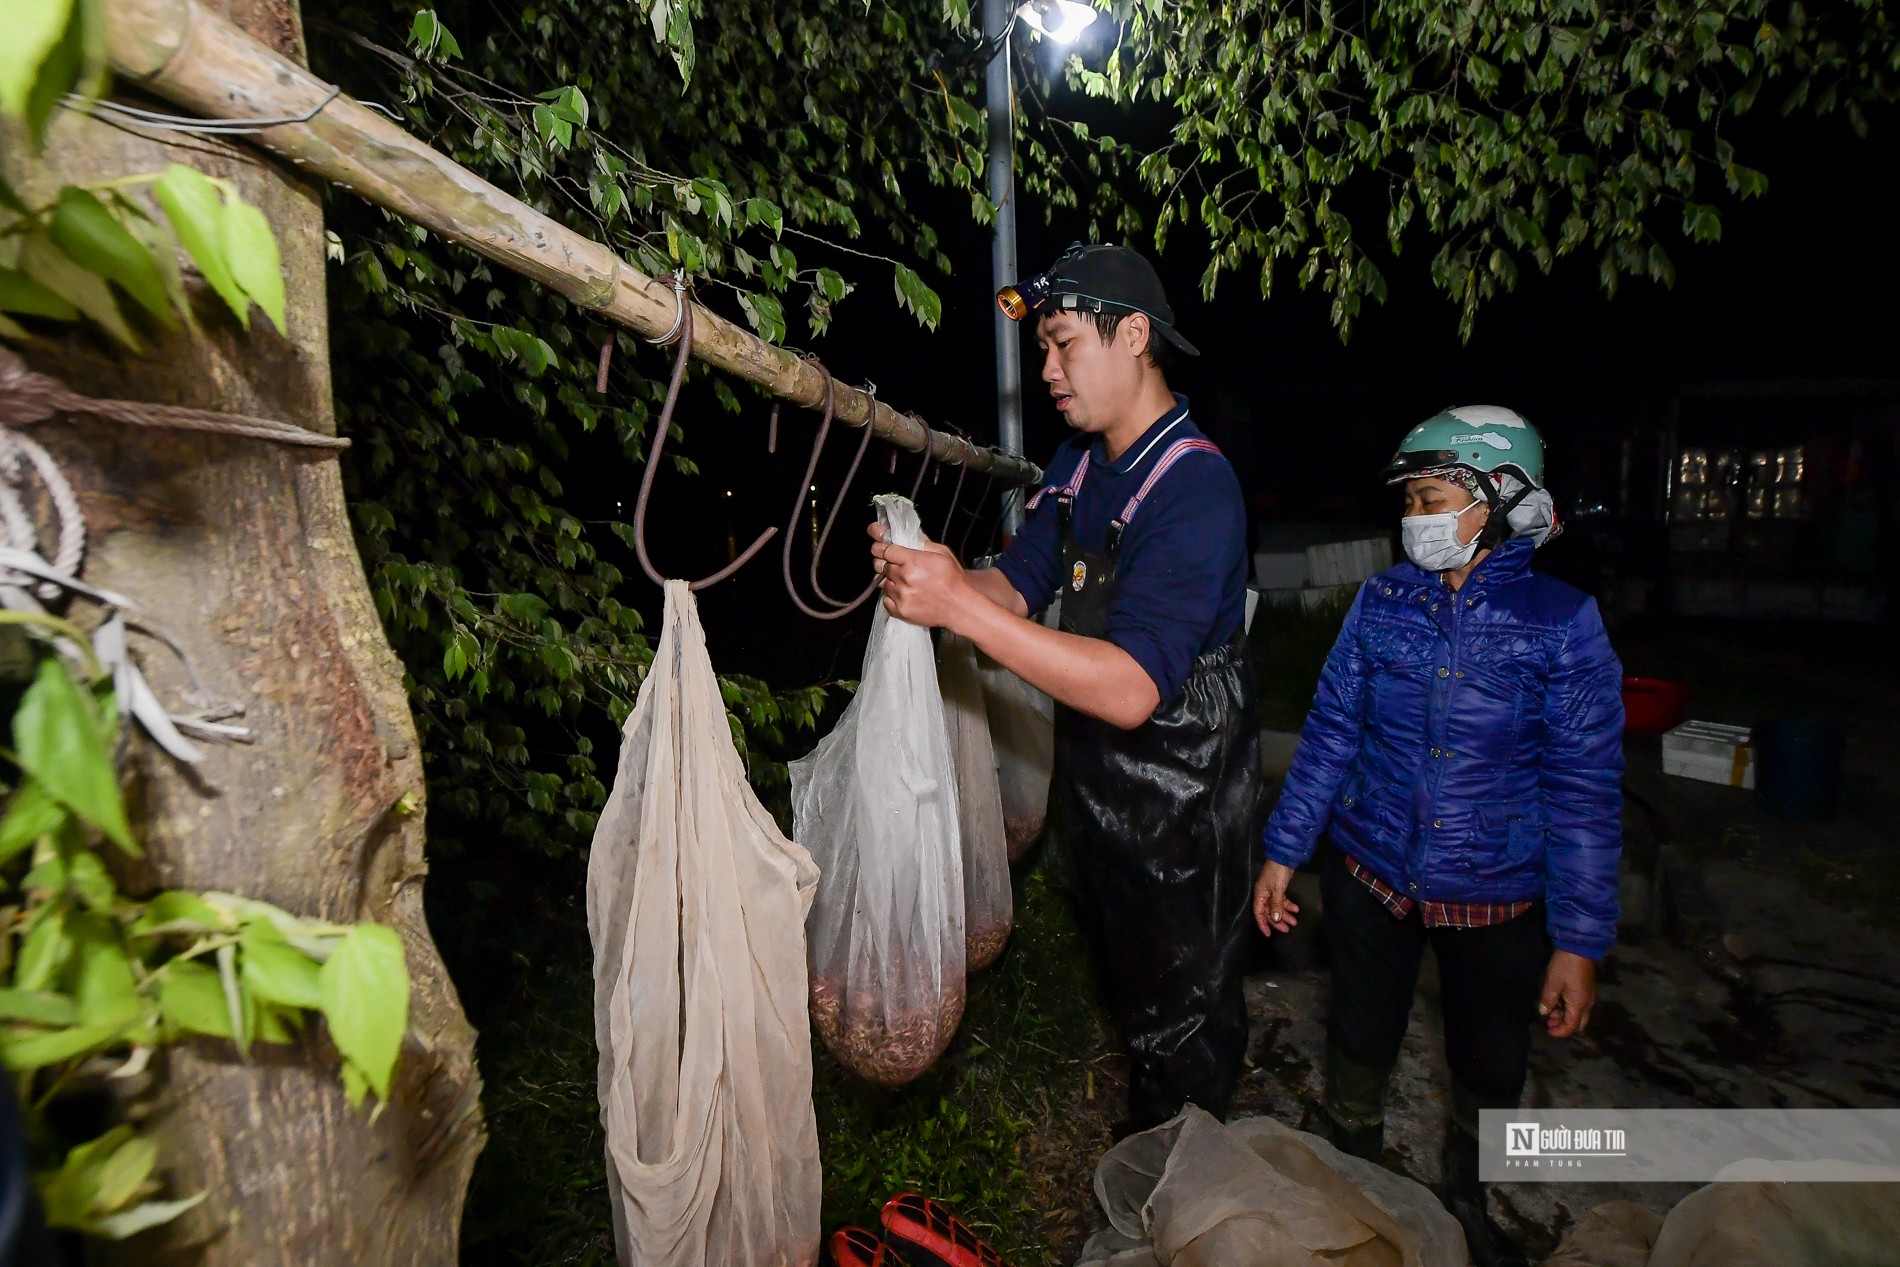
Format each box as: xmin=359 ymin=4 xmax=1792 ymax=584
xmin=13 ymin=2 xmax=483 ymax=1261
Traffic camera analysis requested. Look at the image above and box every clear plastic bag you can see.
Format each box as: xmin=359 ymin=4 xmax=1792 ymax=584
xmin=974 ymin=646 xmax=1055 ymax=861
xmin=588 ymin=582 xmax=821 ymax=1267
xmin=938 ymin=629 xmax=1013 ymax=972
xmin=793 ymin=494 xmax=965 ymax=1085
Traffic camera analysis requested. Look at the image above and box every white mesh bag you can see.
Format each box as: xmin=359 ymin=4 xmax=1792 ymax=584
xmin=974 ymin=648 xmax=1055 ymax=861
xmin=588 ymin=581 xmax=821 ymax=1267
xmin=792 ymin=494 xmax=965 ymax=1085
xmin=938 ymin=629 xmax=1013 ymax=972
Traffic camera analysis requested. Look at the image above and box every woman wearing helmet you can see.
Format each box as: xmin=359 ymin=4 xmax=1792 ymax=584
xmin=1251 ymin=407 xmax=1624 ymax=1267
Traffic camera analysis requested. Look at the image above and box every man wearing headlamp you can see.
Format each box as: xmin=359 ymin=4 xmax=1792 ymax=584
xmin=871 ymin=243 xmax=1261 ymax=1134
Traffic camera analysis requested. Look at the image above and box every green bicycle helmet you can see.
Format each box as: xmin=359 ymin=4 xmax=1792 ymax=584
xmin=1381 ymin=405 xmax=1545 ymax=489
xmin=1383 ymin=406 xmax=1547 ymax=549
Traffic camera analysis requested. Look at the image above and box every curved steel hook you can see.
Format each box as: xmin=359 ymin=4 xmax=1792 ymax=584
xmin=939 ymin=459 xmax=969 ymax=547
xmin=957 ymin=470 xmax=998 ymax=562
xmin=780 ymin=371 xmax=881 ymax=620
xmin=807 ymin=382 xmax=879 ymax=608
xmin=630 ymin=297 xmax=778 ymax=591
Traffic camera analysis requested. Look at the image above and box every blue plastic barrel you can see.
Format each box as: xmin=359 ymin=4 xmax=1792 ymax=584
xmin=1753 ymin=721 xmax=1846 ymax=822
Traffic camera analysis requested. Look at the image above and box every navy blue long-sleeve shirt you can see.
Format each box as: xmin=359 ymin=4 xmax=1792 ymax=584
xmin=994 ymin=396 xmax=1249 ymax=704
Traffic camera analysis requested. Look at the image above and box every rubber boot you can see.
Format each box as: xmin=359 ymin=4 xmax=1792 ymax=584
xmin=1327 ymin=1116 xmax=1385 ymax=1166
xmin=1439 ymin=1126 xmax=1528 ymax=1267
xmin=1323 ymin=1044 xmax=1392 ymax=1167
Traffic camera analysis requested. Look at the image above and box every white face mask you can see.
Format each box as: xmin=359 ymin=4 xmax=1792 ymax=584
xmin=1402 ymin=499 xmax=1484 ymax=572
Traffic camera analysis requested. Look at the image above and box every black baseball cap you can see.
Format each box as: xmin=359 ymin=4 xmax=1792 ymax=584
xmin=1010 ymin=243 xmax=1200 ymax=358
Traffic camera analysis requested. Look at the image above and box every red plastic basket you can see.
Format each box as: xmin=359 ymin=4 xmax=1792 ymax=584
xmin=1622 ymin=677 xmax=1686 ymax=735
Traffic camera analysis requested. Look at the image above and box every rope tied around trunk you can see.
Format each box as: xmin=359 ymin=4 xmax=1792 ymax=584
xmin=0 ymin=348 xmax=352 ymax=449
xmin=0 ymin=348 xmax=359 ymax=765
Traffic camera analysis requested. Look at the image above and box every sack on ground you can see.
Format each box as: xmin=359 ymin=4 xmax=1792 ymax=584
xmin=588 ymin=582 xmax=821 ymax=1267
xmin=793 ymin=494 xmax=965 ymax=1085
xmin=974 ymin=646 xmax=1054 ymax=861
xmin=1077 ymin=1107 xmax=1466 ymax=1267
xmin=938 ymin=629 xmax=1013 ymax=971
xmin=1540 ymin=1163 xmax=1900 ymax=1267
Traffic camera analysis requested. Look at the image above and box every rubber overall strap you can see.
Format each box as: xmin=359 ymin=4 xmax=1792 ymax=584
xmin=1026 ymin=449 xmax=1092 ymax=513
xmin=1104 ymin=437 xmax=1222 ymax=553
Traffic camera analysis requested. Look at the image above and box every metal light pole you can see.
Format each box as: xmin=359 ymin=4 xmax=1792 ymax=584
xmin=985 ymin=0 xmax=1025 ymax=535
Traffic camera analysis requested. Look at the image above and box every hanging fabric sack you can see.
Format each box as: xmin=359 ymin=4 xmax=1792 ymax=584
xmin=938 ymin=629 xmax=1013 ymax=972
xmin=793 ymin=493 xmax=966 ymax=1085
xmin=588 ymin=581 xmax=822 ymax=1267
xmin=974 ymin=646 xmax=1055 ymax=861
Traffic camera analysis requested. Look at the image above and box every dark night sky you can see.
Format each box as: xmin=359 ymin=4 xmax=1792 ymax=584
xmin=610 ymin=76 xmax=1899 ymax=688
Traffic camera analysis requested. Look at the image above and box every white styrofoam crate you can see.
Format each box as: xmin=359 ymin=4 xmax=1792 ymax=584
xmin=1307 ymin=536 xmax=1392 ymax=588
xmin=1254 ymin=551 xmax=1310 ymax=589
xmin=1259 ymin=583 xmax=1358 ymax=614
xmin=1662 ymin=720 xmax=1755 ymax=789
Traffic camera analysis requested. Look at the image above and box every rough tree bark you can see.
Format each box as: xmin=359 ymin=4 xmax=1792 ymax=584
xmin=11 ymin=1 xmax=483 ymax=1261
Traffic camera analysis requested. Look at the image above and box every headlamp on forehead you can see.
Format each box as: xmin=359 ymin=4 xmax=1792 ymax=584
xmin=995 ymin=271 xmax=1053 ymax=321
xmin=995 ymin=243 xmax=1088 ymax=321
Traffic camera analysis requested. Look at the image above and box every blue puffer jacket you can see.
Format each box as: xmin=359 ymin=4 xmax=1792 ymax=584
xmin=1262 ymin=537 xmax=1625 ymax=959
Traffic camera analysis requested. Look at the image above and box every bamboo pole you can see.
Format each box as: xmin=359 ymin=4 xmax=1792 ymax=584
xmin=99 ymin=0 xmax=1043 ymax=487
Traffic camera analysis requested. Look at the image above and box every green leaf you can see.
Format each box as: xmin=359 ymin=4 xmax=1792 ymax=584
xmin=0 ymin=311 xmax=27 ymax=340
xmin=0 ymin=267 xmax=81 ymax=322
xmin=21 ymin=0 xmax=85 ymax=144
xmin=219 ymin=198 xmax=286 ymax=335
xmin=129 ymin=890 xmax=220 ymax=938
xmin=498 ymin=592 xmax=550 ymax=623
xmin=240 ymin=918 xmax=322 ymax=1011
xmin=50 ymin=187 xmax=175 ymax=325
xmin=742 ymin=197 xmax=784 ymax=237
xmin=816 ymin=267 xmax=848 ymax=302
xmin=69 ymin=913 xmax=140 ymax=1027
xmin=159 ymin=961 xmax=235 ymax=1039
xmin=0 ymin=987 xmax=78 ymax=1026
xmin=15 ymin=908 xmax=71 ymax=992
xmin=0 ymin=0 xmax=74 ymax=118
xmin=13 ymin=655 xmax=134 ymax=851
xmin=0 ymin=1017 xmax=126 ymax=1069
xmin=88 ymin=1193 xmax=207 ymax=1240
xmin=153 ymin=163 xmax=249 ymax=326
xmin=317 ymin=923 xmax=410 ymax=1104
xmin=893 ymin=263 xmax=942 ymax=331
xmin=411 ymin=8 xmax=440 ymax=53
xmin=64 ymin=850 xmax=117 ymax=910
xmin=17 ymin=232 xmax=139 ymax=350
xmin=0 ymin=778 xmax=69 ymax=863
xmin=339 ymin=1056 xmax=371 ymax=1108
xmin=89 ymin=1128 xmax=158 ymax=1212
xmin=118 ymin=204 xmax=197 ymax=333
xmin=38 ymin=1124 xmax=132 ymax=1226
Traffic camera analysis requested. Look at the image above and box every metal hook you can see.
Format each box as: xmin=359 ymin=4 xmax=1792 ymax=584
xmin=940 ymin=459 xmax=970 ymax=546
xmin=645 ymin=270 xmax=689 ymax=346
xmin=630 ymin=300 xmax=778 ymax=591
xmin=806 ymin=383 xmax=880 ymax=608
xmin=779 ymin=371 xmax=881 ymax=621
xmin=958 ymin=470 xmax=998 ymax=561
